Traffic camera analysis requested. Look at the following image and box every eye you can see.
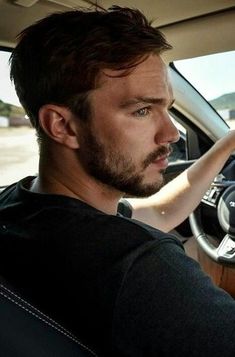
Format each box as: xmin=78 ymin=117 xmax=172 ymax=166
xmin=134 ymin=106 xmax=151 ymax=118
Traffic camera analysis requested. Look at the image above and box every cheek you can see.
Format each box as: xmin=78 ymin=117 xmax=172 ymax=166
xmin=114 ymin=129 xmax=152 ymax=167
xmin=94 ymin=118 xmax=126 ymax=150
xmin=123 ymin=130 xmax=153 ymax=159
xmin=92 ymin=112 xmax=154 ymax=164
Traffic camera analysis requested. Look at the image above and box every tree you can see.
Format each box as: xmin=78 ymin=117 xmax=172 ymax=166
xmin=0 ymin=99 xmax=11 ymax=117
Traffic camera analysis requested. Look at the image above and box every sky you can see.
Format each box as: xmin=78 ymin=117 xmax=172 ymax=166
xmin=0 ymin=51 xmax=20 ymax=106
xmin=174 ymin=50 xmax=235 ymax=101
xmin=0 ymin=49 xmax=234 ymax=106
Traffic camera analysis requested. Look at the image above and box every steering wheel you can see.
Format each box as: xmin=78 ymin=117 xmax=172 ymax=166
xmin=189 ymin=173 xmax=235 ymax=264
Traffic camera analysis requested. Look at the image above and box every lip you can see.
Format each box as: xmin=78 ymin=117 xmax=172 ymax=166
xmin=151 ymin=156 xmax=169 ymax=169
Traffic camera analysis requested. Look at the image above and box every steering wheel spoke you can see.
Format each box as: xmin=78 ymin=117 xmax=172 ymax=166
xmin=217 ymin=234 xmax=235 ymax=264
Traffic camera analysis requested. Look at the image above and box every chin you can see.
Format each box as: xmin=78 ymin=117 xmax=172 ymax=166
xmin=126 ymin=178 xmax=164 ymax=198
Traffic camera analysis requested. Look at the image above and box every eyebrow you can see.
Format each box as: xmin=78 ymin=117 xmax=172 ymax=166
xmin=120 ymin=97 xmax=175 ymax=109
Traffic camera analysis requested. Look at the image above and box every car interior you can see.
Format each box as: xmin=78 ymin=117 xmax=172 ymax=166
xmin=0 ymin=0 xmax=235 ymax=355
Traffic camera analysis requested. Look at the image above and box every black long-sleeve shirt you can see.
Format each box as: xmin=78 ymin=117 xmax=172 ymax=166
xmin=1 ymin=176 xmax=235 ymax=356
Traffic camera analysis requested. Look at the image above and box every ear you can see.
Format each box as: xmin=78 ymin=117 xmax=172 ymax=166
xmin=38 ymin=104 xmax=79 ymax=149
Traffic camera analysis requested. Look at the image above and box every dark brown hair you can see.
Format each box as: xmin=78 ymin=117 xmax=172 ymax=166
xmin=10 ymin=5 xmax=172 ymax=141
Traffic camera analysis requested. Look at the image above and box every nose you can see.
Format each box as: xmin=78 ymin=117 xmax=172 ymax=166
xmin=155 ymin=112 xmax=180 ymax=145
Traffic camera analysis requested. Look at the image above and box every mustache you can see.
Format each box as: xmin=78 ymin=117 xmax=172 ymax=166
xmin=142 ymin=145 xmax=173 ymax=169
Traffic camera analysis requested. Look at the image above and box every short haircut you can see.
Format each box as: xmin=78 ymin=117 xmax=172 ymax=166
xmin=10 ymin=6 xmax=172 ymax=142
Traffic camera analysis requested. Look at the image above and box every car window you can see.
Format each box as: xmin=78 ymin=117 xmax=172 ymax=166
xmin=0 ymin=50 xmax=38 ymax=186
xmin=174 ymin=50 xmax=235 ymax=129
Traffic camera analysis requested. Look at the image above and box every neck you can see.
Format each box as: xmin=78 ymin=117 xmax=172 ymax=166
xmin=31 ymin=153 xmax=123 ymax=215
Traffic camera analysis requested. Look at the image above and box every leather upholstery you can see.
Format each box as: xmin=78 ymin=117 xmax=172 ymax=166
xmin=0 ymin=281 xmax=98 ymax=357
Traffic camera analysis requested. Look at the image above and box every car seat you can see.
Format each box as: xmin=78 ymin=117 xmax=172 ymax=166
xmin=0 ymin=279 xmax=98 ymax=357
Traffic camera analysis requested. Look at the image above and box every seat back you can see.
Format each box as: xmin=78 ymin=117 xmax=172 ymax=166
xmin=0 ymin=281 xmax=98 ymax=357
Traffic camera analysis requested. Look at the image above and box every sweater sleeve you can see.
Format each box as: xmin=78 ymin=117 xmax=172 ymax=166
xmin=112 ymin=240 xmax=235 ymax=357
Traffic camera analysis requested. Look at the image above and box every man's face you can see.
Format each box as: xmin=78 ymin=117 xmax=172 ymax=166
xmin=77 ymin=54 xmax=179 ymax=197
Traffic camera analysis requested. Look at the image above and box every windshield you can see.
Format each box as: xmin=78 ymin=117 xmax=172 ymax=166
xmin=174 ymin=50 xmax=235 ymax=128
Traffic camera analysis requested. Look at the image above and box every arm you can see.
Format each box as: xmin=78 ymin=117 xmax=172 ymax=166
xmin=113 ymin=240 xmax=235 ymax=356
xmin=128 ymin=130 xmax=235 ymax=232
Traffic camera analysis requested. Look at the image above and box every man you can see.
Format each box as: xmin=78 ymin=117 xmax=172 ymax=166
xmin=1 ymin=6 xmax=235 ymax=356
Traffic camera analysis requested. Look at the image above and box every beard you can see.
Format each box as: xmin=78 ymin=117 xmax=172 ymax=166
xmin=78 ymin=124 xmax=171 ymax=198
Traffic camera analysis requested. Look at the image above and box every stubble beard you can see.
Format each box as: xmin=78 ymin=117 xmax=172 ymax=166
xmin=78 ymin=125 xmax=169 ymax=198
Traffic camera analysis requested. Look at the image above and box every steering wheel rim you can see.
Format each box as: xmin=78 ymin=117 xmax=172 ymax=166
xmin=189 ymin=183 xmax=235 ymax=264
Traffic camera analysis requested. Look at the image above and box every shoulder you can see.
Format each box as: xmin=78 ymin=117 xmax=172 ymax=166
xmin=92 ymin=213 xmax=183 ymax=248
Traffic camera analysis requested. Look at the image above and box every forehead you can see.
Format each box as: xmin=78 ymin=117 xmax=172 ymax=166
xmin=95 ymin=54 xmax=172 ymax=99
